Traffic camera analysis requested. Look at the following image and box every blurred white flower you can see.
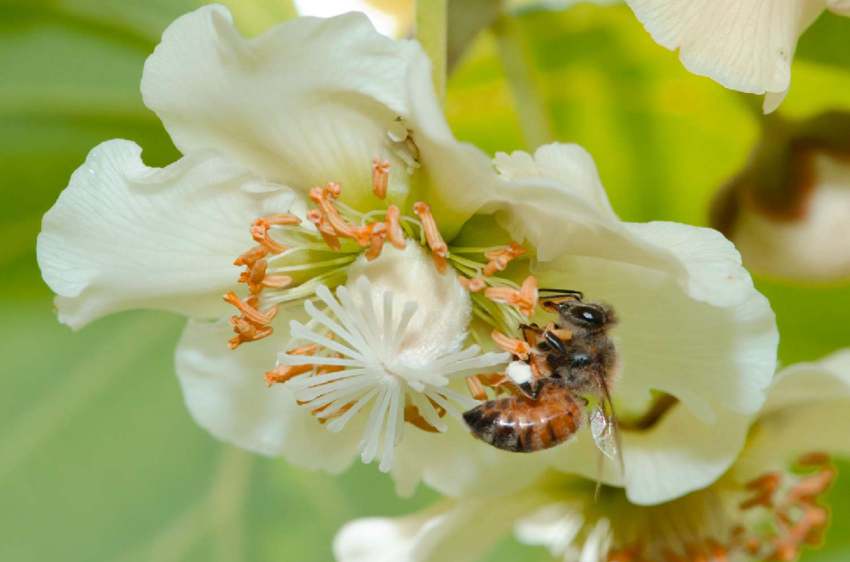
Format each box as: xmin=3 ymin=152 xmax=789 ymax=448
xmin=38 ymin=5 xmax=776 ymax=502
xmin=712 ymin=112 xmax=850 ymax=283
xmin=335 ymin=350 xmax=850 ymax=562
xmin=624 ymin=0 xmax=850 ymax=113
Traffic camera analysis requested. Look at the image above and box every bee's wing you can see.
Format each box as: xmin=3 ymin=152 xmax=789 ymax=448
xmin=590 ymin=381 xmax=625 ymax=477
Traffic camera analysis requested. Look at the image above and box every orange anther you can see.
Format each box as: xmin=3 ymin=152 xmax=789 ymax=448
xmin=234 ymin=245 xmax=269 ymax=267
xmin=251 ymin=218 xmax=286 ymax=253
xmin=310 ymin=183 xmax=360 ymax=239
xmin=483 ymin=242 xmax=526 ymax=276
xmin=228 ymin=315 xmax=273 ymax=349
xmin=458 ymin=276 xmax=486 ymax=292
xmin=263 ymin=213 xmax=301 ymax=226
xmin=797 ymin=452 xmax=831 ymax=467
xmin=385 ymin=205 xmax=406 ymax=250
xmin=265 ymin=364 xmax=314 ymax=386
xmin=491 ymin=330 xmax=531 ymax=359
xmin=223 ymin=291 xmax=278 ymax=326
xmin=238 ymin=258 xmax=271 ymax=294
xmin=412 ymin=201 xmax=448 ymax=273
xmin=740 ymin=472 xmax=781 ymax=510
xmin=788 ymin=468 xmax=835 ymax=504
xmin=404 ymin=404 xmax=440 ymax=433
xmin=364 ymin=222 xmax=387 ymax=261
xmin=308 ymin=209 xmax=341 ymax=251
xmin=485 ymin=276 xmax=538 ymax=317
xmin=465 ymin=375 xmax=488 ymax=401
xmin=262 ymin=275 xmax=293 ymax=289
xmin=372 ymin=158 xmax=390 ymax=199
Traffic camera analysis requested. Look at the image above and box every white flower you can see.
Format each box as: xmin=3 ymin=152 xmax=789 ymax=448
xmin=38 ymin=6 xmax=776 ymax=502
xmin=624 ymin=0 xmax=850 ymax=112
xmin=334 ymin=350 xmax=850 ymax=562
xmin=713 ymin=113 xmax=850 ymax=283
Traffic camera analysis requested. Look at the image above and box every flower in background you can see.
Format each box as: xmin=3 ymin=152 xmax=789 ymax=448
xmin=624 ymin=0 xmax=850 ymax=112
xmin=38 ymin=5 xmax=777 ymax=503
xmin=335 ymin=350 xmax=850 ymax=562
xmin=712 ymin=111 xmax=850 ymax=283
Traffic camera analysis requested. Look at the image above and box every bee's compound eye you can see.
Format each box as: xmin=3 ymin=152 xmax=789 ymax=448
xmin=571 ymin=305 xmax=605 ymax=327
xmin=570 ymin=352 xmax=592 ymax=368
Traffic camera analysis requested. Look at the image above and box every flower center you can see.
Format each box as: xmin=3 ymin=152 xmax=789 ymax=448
xmin=536 ymin=453 xmax=836 ymax=562
xmin=225 ymin=159 xmax=538 ymax=351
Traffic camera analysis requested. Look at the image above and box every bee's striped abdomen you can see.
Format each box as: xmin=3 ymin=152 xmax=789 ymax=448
xmin=462 ymin=380 xmax=582 ymax=453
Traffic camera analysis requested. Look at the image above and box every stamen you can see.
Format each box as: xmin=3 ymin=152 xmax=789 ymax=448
xmin=262 ymin=274 xmax=294 ymax=289
xmin=265 ymin=344 xmax=320 ymax=385
xmin=465 ymin=375 xmax=488 ymax=401
xmin=483 ymin=242 xmax=526 ymax=276
xmin=228 ymin=315 xmax=273 ymax=349
xmin=737 ymin=453 xmax=835 ymax=561
xmin=310 ymin=183 xmax=361 ymax=240
xmin=251 ymin=218 xmax=286 ymax=254
xmin=384 ymin=205 xmax=406 ymax=250
xmin=458 ymin=276 xmax=486 ymax=292
xmin=364 ymin=222 xmax=387 ymax=261
xmin=234 ymin=245 xmax=269 ymax=267
xmin=412 ymin=202 xmax=448 ymax=273
xmin=372 ymin=158 xmax=390 ymax=199
xmin=485 ymin=276 xmax=539 ymax=317
xmin=307 ymin=209 xmax=342 ymax=251
xmin=263 ymin=213 xmax=302 ymax=226
xmin=491 ymin=330 xmax=531 ymax=359
xmin=265 ymin=364 xmax=314 ymax=385
xmin=223 ymin=291 xmax=278 ymax=326
xmin=740 ymin=473 xmax=781 ymax=510
xmin=403 ymin=403 xmax=440 ymax=433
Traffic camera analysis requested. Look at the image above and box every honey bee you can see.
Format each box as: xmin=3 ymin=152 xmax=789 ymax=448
xmin=462 ymin=289 xmax=622 ymax=466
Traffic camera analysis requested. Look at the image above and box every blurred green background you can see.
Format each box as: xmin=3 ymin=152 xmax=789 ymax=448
xmin=2 ymin=1 xmax=849 ymax=561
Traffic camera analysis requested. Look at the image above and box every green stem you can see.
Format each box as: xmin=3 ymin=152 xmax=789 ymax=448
xmin=416 ymin=0 xmax=448 ymax=104
xmin=493 ymin=15 xmax=553 ymax=149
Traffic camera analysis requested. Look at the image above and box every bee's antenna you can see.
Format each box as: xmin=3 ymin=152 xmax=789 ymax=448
xmin=538 ymin=288 xmax=584 ymax=301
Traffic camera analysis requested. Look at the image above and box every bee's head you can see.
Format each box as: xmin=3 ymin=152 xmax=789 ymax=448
xmin=548 ymin=301 xmax=615 ymax=334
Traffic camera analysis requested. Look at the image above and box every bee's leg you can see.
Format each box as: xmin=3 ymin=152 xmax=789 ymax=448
xmin=516 ymin=380 xmax=541 ymax=400
xmin=519 ymin=323 xmax=543 ymax=347
xmin=465 ymin=375 xmax=488 ymax=401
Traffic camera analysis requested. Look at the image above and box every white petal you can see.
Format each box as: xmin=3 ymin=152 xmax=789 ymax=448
xmin=175 ymin=315 xmax=360 ymax=472
xmin=736 ymin=349 xmax=850 ymax=480
xmin=537 ymin=221 xmax=777 ymax=503
xmin=142 ymin=6 xmax=423 ymax=209
xmin=390 ymin=417 xmax=551 ymax=499
xmin=624 ymin=0 xmax=824 ymax=104
xmin=333 ymin=492 xmax=548 ymax=562
xmin=514 ymin=503 xmax=585 ymax=558
xmin=493 ymin=143 xmax=617 ymax=220
xmin=400 ymin=44 xmax=501 ymax=238
xmin=481 ymin=144 xmax=650 ymax=262
xmin=36 ymin=139 xmax=295 ymax=329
